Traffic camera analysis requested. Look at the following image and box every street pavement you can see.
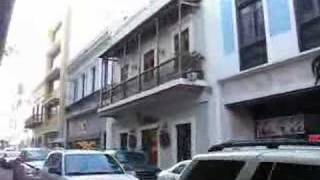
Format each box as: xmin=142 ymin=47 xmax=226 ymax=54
xmin=0 ymin=167 xmax=12 ymax=180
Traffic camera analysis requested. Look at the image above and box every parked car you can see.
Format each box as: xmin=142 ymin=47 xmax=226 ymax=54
xmin=105 ymin=150 xmax=161 ymax=180
xmin=157 ymin=160 xmax=191 ymax=180
xmin=0 ymin=150 xmax=20 ymax=169
xmin=40 ymin=150 xmax=139 ymax=180
xmin=18 ymin=148 xmax=50 ymax=178
xmin=180 ymin=139 xmax=320 ymax=180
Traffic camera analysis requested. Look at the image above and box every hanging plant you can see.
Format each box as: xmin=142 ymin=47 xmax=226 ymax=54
xmin=128 ymin=134 xmax=137 ymax=149
xmin=159 ymin=129 xmax=171 ymax=148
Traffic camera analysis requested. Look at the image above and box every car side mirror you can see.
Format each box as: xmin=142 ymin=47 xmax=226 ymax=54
xmin=48 ymin=167 xmax=62 ymax=175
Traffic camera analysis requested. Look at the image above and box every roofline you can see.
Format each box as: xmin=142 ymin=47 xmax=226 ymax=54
xmin=67 ymin=0 xmax=174 ymax=72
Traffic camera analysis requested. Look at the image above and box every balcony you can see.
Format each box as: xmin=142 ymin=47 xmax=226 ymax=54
xmin=43 ymin=89 xmax=59 ymax=106
xmin=25 ymin=114 xmax=42 ymax=129
xmin=99 ymin=52 xmax=207 ymax=116
xmin=45 ymin=67 xmax=60 ymax=82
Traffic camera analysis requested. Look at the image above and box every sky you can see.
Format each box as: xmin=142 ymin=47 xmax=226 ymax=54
xmin=0 ymin=0 xmax=148 ymax=140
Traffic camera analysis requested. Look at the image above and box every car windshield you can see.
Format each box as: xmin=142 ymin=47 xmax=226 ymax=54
xmin=25 ymin=150 xmax=49 ymax=162
xmin=65 ymin=154 xmax=124 ymax=176
xmin=116 ymin=152 xmax=146 ymax=164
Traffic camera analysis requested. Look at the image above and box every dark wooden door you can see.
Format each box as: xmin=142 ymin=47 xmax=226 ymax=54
xmin=176 ymin=123 xmax=191 ymax=162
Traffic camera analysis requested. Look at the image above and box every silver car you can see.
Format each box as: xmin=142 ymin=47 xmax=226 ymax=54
xmin=157 ymin=160 xmax=191 ymax=180
xmin=180 ymin=139 xmax=320 ymax=180
xmin=40 ymin=150 xmax=139 ymax=180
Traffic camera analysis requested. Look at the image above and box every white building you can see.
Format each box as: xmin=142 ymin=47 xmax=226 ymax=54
xmin=65 ymin=0 xmax=320 ymax=169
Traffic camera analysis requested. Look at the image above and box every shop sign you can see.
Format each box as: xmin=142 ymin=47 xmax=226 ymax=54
xmin=256 ymin=115 xmax=305 ymax=138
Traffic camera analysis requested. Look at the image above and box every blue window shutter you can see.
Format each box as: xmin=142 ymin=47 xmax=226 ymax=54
xmin=267 ymin=0 xmax=291 ymax=36
xmin=221 ymin=0 xmax=235 ymax=54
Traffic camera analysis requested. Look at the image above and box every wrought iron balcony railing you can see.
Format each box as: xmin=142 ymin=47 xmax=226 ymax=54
xmin=24 ymin=114 xmax=43 ymax=129
xmin=100 ymin=52 xmax=204 ymax=107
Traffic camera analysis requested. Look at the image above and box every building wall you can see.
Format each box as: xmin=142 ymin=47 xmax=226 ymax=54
xmin=107 ymin=95 xmax=209 ymax=169
xmin=200 ymin=0 xmax=320 ymax=143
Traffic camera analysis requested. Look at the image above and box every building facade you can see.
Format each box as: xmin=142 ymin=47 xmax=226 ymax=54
xmin=65 ymin=43 xmax=105 ymax=150
xmin=95 ymin=0 xmax=320 ymax=169
xmin=208 ymin=0 xmax=320 ymax=141
xmin=25 ymin=18 xmax=70 ymax=148
xmin=97 ymin=0 xmax=209 ymax=169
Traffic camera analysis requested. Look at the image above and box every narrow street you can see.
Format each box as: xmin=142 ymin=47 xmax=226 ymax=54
xmin=0 ymin=167 xmax=12 ymax=180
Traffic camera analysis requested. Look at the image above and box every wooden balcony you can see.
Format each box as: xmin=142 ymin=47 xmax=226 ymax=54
xmin=99 ymin=52 xmax=207 ymax=116
xmin=24 ymin=114 xmax=43 ymax=129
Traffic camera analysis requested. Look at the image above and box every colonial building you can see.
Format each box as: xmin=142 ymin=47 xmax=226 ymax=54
xmin=98 ymin=0 xmax=209 ymax=169
xmin=65 ymin=36 xmax=107 ymax=150
xmin=25 ymin=18 xmax=70 ymax=148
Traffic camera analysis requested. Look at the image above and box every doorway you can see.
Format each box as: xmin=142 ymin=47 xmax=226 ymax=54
xmin=176 ymin=123 xmax=191 ymax=162
xmin=141 ymin=128 xmax=158 ymax=165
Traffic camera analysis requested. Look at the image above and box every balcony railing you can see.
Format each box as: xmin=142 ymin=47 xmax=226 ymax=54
xmin=101 ymin=52 xmax=204 ymax=107
xmin=25 ymin=114 xmax=43 ymax=129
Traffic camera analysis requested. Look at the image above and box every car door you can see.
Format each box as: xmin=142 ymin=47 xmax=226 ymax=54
xmin=41 ymin=153 xmax=63 ymax=180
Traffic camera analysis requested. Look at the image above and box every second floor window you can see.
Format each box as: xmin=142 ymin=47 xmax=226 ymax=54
xmin=91 ymin=66 xmax=96 ymax=93
xmin=143 ymin=50 xmax=155 ymax=82
xmin=237 ymin=0 xmax=267 ymax=71
xmin=121 ymin=64 xmax=129 ymax=82
xmin=295 ymin=0 xmax=320 ymax=51
xmin=174 ymin=28 xmax=190 ymax=55
xmin=73 ymin=80 xmax=78 ymax=101
xmin=82 ymin=74 xmax=86 ymax=98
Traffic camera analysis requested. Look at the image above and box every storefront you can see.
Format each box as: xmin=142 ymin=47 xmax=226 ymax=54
xmin=228 ymin=87 xmax=320 ymax=140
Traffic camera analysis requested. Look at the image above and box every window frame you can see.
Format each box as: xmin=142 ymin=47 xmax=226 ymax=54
xmin=294 ymin=0 xmax=320 ymax=51
xmin=91 ymin=66 xmax=96 ymax=93
xmin=236 ymin=0 xmax=268 ymax=71
xmin=81 ymin=73 xmax=86 ymax=98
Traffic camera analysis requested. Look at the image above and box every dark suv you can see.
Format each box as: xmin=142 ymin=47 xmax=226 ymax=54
xmin=105 ymin=150 xmax=161 ymax=180
xmin=180 ymin=139 xmax=320 ymax=180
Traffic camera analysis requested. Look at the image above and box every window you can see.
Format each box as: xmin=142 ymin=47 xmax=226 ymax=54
xmin=44 ymin=153 xmax=62 ymax=171
xmin=237 ymin=0 xmax=267 ymax=70
xmin=73 ymin=80 xmax=78 ymax=101
xmin=81 ymin=73 xmax=86 ymax=98
xmin=91 ymin=66 xmax=96 ymax=93
xmin=252 ymin=162 xmax=320 ymax=180
xmin=295 ymin=0 xmax=320 ymax=51
xmin=120 ymin=64 xmax=129 ymax=82
xmin=174 ymin=28 xmax=190 ymax=55
xmin=183 ymin=160 xmax=245 ymax=180
xmin=120 ymin=133 xmax=128 ymax=150
xmin=65 ymin=154 xmax=124 ymax=175
xmin=47 ymin=105 xmax=58 ymax=119
xmin=176 ymin=123 xmax=191 ymax=162
xmin=143 ymin=50 xmax=155 ymax=82
xmin=172 ymin=164 xmax=187 ymax=174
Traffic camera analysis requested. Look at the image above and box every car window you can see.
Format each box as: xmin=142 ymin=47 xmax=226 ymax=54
xmin=181 ymin=160 xmax=245 ymax=180
xmin=251 ymin=162 xmax=320 ymax=180
xmin=24 ymin=149 xmax=49 ymax=162
xmin=45 ymin=153 xmax=62 ymax=170
xmin=115 ymin=152 xmax=146 ymax=164
xmin=65 ymin=154 xmax=124 ymax=176
xmin=172 ymin=164 xmax=187 ymax=174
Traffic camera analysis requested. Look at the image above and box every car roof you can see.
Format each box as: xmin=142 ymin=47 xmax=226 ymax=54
xmin=21 ymin=148 xmax=48 ymax=151
xmin=194 ymin=147 xmax=320 ymax=165
xmin=105 ymin=149 xmax=145 ymax=154
xmin=49 ymin=149 xmax=105 ymax=156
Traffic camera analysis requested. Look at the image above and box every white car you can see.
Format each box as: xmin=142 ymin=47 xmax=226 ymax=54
xmin=40 ymin=150 xmax=139 ymax=180
xmin=157 ymin=160 xmax=191 ymax=180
